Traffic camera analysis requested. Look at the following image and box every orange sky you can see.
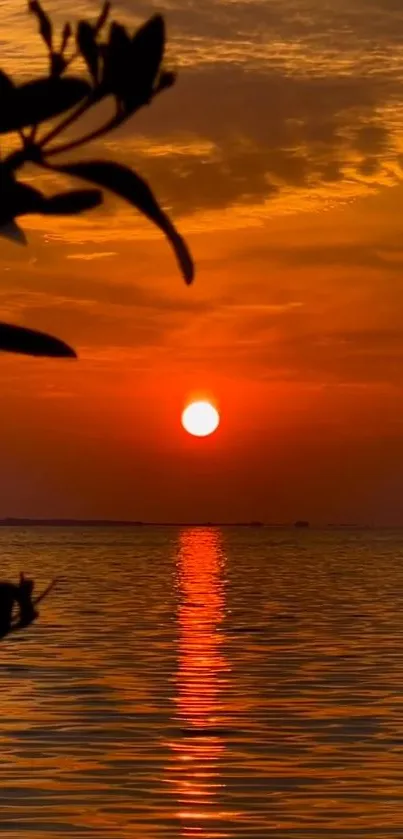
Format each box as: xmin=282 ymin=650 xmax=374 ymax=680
xmin=1 ymin=0 xmax=403 ymax=524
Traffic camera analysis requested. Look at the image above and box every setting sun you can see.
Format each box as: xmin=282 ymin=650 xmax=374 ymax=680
xmin=181 ymin=401 xmax=220 ymax=437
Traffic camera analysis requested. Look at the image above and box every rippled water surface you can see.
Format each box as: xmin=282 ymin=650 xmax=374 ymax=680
xmin=1 ymin=526 xmax=403 ymax=837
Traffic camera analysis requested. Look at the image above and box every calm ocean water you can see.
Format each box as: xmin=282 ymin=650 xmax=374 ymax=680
xmin=0 ymin=526 xmax=403 ymax=838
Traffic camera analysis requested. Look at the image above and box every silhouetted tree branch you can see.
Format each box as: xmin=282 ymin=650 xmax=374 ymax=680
xmin=0 ymin=1 xmax=194 ymax=359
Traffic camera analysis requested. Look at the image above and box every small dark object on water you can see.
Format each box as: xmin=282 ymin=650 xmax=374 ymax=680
xmin=17 ymin=572 xmax=39 ymax=627
xmin=294 ymin=520 xmax=310 ymax=528
xmin=0 ymin=572 xmax=48 ymax=638
xmin=0 ymin=573 xmax=37 ymax=637
xmin=0 ymin=581 xmax=18 ymax=636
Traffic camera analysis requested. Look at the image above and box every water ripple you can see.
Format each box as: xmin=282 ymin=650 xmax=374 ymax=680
xmin=0 ymin=526 xmax=403 ymax=836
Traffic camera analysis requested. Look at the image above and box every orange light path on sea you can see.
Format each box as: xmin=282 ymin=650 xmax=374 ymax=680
xmin=165 ymin=528 xmax=237 ymax=837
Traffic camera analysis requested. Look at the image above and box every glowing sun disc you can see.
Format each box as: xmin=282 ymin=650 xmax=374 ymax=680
xmin=182 ymin=401 xmax=220 ymax=437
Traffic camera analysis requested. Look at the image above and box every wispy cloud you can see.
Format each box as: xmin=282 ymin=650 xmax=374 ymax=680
xmin=66 ymin=252 xmax=117 ymax=261
xmin=1 ymin=0 xmax=403 ymax=243
xmin=1 ymin=0 xmax=403 ymax=383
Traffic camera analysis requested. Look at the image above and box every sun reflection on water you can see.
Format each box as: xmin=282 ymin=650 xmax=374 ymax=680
xmin=168 ymin=527 xmax=232 ymax=838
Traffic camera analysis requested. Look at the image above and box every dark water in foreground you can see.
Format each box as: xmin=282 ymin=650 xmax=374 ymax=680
xmin=1 ymin=526 xmax=403 ymax=838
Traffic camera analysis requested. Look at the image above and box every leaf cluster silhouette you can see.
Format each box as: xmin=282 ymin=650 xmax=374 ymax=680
xmin=0 ymin=1 xmax=193 ymax=359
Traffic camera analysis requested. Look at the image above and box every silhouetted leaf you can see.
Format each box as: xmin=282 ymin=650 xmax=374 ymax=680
xmin=42 ymin=189 xmax=102 ymax=214
xmin=61 ymin=22 xmax=72 ymax=53
xmin=109 ymin=21 xmax=131 ymax=52
xmin=51 ymin=160 xmax=194 ymax=283
xmin=0 ymin=170 xmax=101 ymax=233
xmin=0 ymin=177 xmax=45 ymax=223
xmin=0 ymin=69 xmax=14 ymax=96
xmin=0 ymin=174 xmax=101 ymax=220
xmin=95 ymin=1 xmax=111 ymax=34
xmin=102 ymin=16 xmax=166 ymax=111
xmin=50 ymin=52 xmax=67 ymax=77
xmin=0 ymin=221 xmax=27 ymax=245
xmin=0 ymin=77 xmax=91 ymax=133
xmin=155 ymin=70 xmax=176 ymax=95
xmin=0 ymin=322 xmax=76 ymax=357
xmin=28 ymin=0 xmax=53 ymax=49
xmin=77 ymin=21 xmax=99 ymax=82
xmin=129 ymin=15 xmax=165 ymax=98
xmin=102 ymin=22 xmax=131 ymax=99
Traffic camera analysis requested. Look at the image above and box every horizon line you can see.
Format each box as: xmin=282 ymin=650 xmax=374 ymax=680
xmin=0 ymin=517 xmax=395 ymax=529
